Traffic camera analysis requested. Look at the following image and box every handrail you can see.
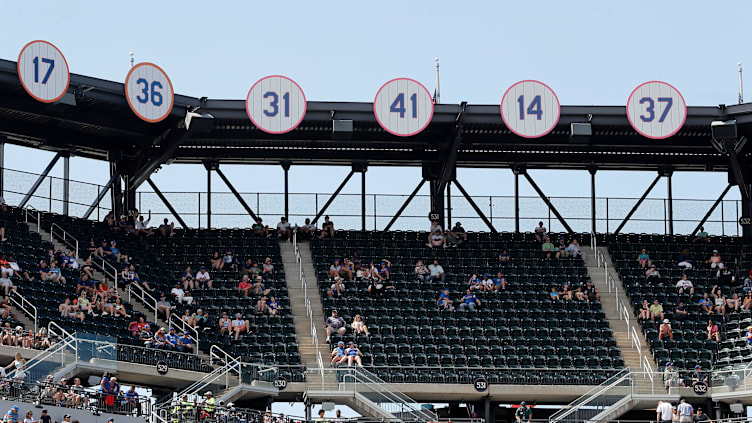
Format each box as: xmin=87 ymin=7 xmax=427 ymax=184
xmin=550 ymin=368 xmax=632 ymax=422
xmin=90 ymin=254 xmax=119 ymax=292
xmin=127 ymin=282 xmax=159 ymax=326
xmin=23 ymin=206 xmax=40 ymax=233
xmin=22 ymin=328 xmax=77 ymax=381
xmin=642 ymin=355 xmax=655 ymax=394
xmin=210 ymin=344 xmax=239 ymax=367
xmin=9 ymin=289 xmax=37 ymax=335
xmin=169 ymin=314 xmax=200 ymax=354
xmin=47 ymin=320 xmax=73 ymax=339
xmin=631 ymin=325 xmax=642 ymax=367
xmin=50 ymin=223 xmax=79 ymax=260
xmin=294 ymin=230 xmax=325 ymax=380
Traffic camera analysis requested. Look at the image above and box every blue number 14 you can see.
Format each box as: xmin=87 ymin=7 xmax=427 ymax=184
xmin=517 ymin=95 xmax=543 ymax=120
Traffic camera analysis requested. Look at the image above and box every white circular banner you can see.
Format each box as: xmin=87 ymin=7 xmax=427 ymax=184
xmin=627 ymin=81 xmax=687 ymax=139
xmin=125 ymin=63 xmax=175 ymax=123
xmin=17 ymin=40 xmax=70 ymax=103
xmin=246 ymin=75 xmax=307 ymax=134
xmin=500 ymin=80 xmax=560 ymax=138
xmin=373 ymin=78 xmax=434 ymax=137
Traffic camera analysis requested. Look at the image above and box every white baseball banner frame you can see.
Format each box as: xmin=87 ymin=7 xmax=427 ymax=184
xmin=626 ymin=81 xmax=687 ymax=139
xmin=17 ymin=40 xmax=70 ymax=103
xmin=373 ymin=78 xmax=434 ymax=137
xmin=125 ymin=62 xmax=175 ymax=123
xmin=245 ymin=75 xmax=307 ymax=134
xmin=500 ymin=80 xmax=560 ymax=139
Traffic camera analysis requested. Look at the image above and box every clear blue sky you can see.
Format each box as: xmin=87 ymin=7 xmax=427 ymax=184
xmin=1 ymin=0 xmax=748 ymax=225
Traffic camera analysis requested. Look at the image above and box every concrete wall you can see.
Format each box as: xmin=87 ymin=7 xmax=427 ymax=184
xmin=0 ymin=399 xmax=145 ymax=423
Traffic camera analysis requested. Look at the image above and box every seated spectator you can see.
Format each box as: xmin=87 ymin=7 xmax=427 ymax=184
xmin=677 ymin=249 xmax=693 ymax=269
xmin=693 ymin=226 xmax=711 ymax=243
xmin=75 ymin=273 xmax=94 ymax=296
xmin=663 ymin=362 xmax=683 ymax=389
xmin=0 ymin=255 xmax=13 ymax=279
xmin=5 ymin=256 xmax=30 ymax=281
xmin=331 ymin=341 xmax=346 ymax=366
xmin=437 ymin=288 xmax=454 ymax=310
xmin=556 ymin=235 xmax=569 ymax=258
xmin=726 ymin=293 xmax=742 ymax=313
xmin=498 ymin=249 xmax=511 ymax=265
xmin=428 ymin=260 xmax=445 ymax=282
xmin=427 ymin=220 xmax=445 ymax=248
xmin=468 ymin=273 xmax=483 ymax=291
xmin=157 ymin=293 xmax=172 ymax=322
xmin=171 ymin=283 xmax=193 ymax=305
xmin=746 ymin=326 xmax=752 ymax=346
xmin=105 ymin=297 xmax=129 ymax=318
xmin=645 ymin=266 xmax=661 ymax=284
xmin=706 ymin=250 xmax=723 ymax=269
xmin=711 ymin=286 xmax=726 ymax=315
xmin=105 ymin=241 xmax=128 ymax=264
xmin=139 ymin=324 xmax=154 ymax=347
xmin=367 ymin=278 xmax=394 ymax=298
xmin=459 ymin=289 xmax=480 ymax=311
xmin=573 ymin=286 xmax=587 ymax=301
xmin=707 ymin=320 xmax=720 ymax=342
xmin=78 ymin=292 xmax=94 ymax=316
xmin=256 ymin=295 xmax=270 ymax=314
xmin=637 ymin=249 xmax=652 ymax=268
xmin=718 ymin=266 xmax=734 ymax=285
xmin=584 ymin=281 xmax=600 ymax=301
xmin=0 ymin=296 xmax=15 ymax=320
xmin=328 ymin=276 xmax=345 ymax=298
xmin=351 ymin=314 xmax=370 ymax=336
xmin=534 ymin=221 xmax=547 ymax=242
xmin=559 ymin=284 xmax=573 ymax=301
xmin=182 ymin=266 xmax=196 ymax=290
xmin=446 ymin=221 xmax=467 ymax=247
xmin=230 ymin=313 xmax=249 ymax=340
xmin=344 ymin=342 xmax=363 ymax=366
xmin=0 ymin=273 xmax=16 ymax=297
xmin=153 ymin=327 xmax=171 ymax=350
xmin=365 ymin=261 xmax=381 ymax=281
xmin=181 ymin=308 xmax=196 ymax=328
xmin=674 ymin=301 xmax=689 ymax=322
xmin=377 ymin=259 xmax=391 ymax=280
xmin=743 ymin=291 xmax=752 ymax=311
xmin=325 ymin=310 xmax=346 ymax=343
xmin=692 ymin=365 xmax=709 ymax=386
xmin=550 ymin=287 xmax=560 ymax=300
xmin=268 ymin=296 xmax=281 ymax=316
xmin=649 ymin=300 xmax=664 ymax=321
xmin=414 ymin=260 xmax=430 ymax=282
xmin=129 ymin=316 xmax=147 ymax=336
xmin=222 ymin=249 xmax=238 ymax=271
xmin=481 ymin=274 xmax=494 ymax=291
xmin=219 ymin=312 xmax=232 ymax=336
xmin=567 ymin=239 xmax=582 ymax=259
xmin=178 ymin=331 xmax=193 ymax=353
xmin=195 ymin=266 xmax=213 ymax=289
xmin=676 ymin=274 xmax=694 ymax=295
xmin=0 ymin=226 xmax=5 ymax=243
xmin=46 ymin=262 xmax=66 ymax=284
xmin=59 ymin=298 xmax=84 ymax=322
xmin=165 ymin=327 xmax=179 ymax=350
xmin=252 ymin=218 xmax=269 ymax=238
xmin=123 ymin=264 xmax=153 ymax=292
xmin=253 ymin=276 xmax=271 ymax=295
xmin=699 ymin=293 xmax=713 ymax=315
xmin=135 ymin=210 xmax=153 ymax=236
xmin=276 ymin=217 xmax=292 ymax=241
xmin=541 ymin=236 xmax=556 ymax=258
xmin=195 ymin=309 xmax=211 ymax=331
xmin=117 ymin=214 xmax=134 ymax=234
xmin=238 ymin=275 xmax=252 ymax=297
xmin=88 ymin=238 xmax=104 ymax=258
xmin=658 ymin=318 xmax=673 ymax=340
xmin=298 ymin=218 xmax=317 ymax=239
xmin=158 ymin=218 xmax=175 ymax=237
xmin=321 ymin=215 xmax=335 ymax=239
xmin=261 ymin=258 xmax=274 ymax=281
xmin=210 ymin=251 xmax=223 ymax=270
xmin=329 ymin=259 xmax=344 ymax=280
xmin=350 ymin=251 xmax=363 ymax=271
xmin=492 ymin=272 xmax=508 ymax=291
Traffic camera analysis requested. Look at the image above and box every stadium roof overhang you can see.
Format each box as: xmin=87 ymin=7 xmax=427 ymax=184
xmin=1 ymin=58 xmax=751 ymax=172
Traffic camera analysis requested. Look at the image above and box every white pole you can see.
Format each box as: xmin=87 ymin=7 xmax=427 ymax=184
xmin=434 ymin=57 xmax=440 ymax=104
xmin=130 ymin=52 xmax=135 ymax=68
xmin=739 ymin=62 xmax=744 ymax=104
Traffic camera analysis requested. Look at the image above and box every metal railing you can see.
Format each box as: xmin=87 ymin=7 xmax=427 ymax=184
xmin=127 ymin=281 xmax=159 ymax=324
xmin=90 ymin=253 xmax=119 ymax=292
xmin=21 ymin=329 xmax=77 ymax=382
xmin=9 ymin=289 xmax=36 ymax=334
xmin=50 ymin=223 xmax=79 ymax=259
xmin=169 ymin=313 xmax=200 ymax=354
xmin=549 ymin=368 xmax=632 ymax=422
xmin=294 ymin=231 xmax=326 ymax=377
xmin=23 ymin=206 xmax=40 ymax=233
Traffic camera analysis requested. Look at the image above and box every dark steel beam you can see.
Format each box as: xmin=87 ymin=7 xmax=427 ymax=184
xmin=82 ymin=169 xmax=120 ymax=220
xmin=667 ymin=172 xmax=674 ymax=235
xmin=522 ymin=171 xmax=575 ymax=234
xmin=0 ymin=137 xmax=6 ymax=196
xmin=281 ymin=162 xmax=291 ymax=220
xmin=130 ymin=127 xmax=191 ymax=190
xmin=145 ymin=178 xmax=188 ymax=228
xmin=613 ymin=174 xmax=663 ymax=235
xmin=361 ymin=170 xmax=366 ymax=231
xmin=692 ymin=184 xmax=732 ymax=235
xmin=63 ymin=154 xmax=70 ymax=216
xmin=214 ymin=167 xmax=260 ymax=223
xmin=453 ymin=179 xmax=497 ymax=233
xmin=589 ymin=167 xmax=597 ymax=234
xmin=513 ymin=168 xmax=521 ymax=233
xmin=384 ymin=179 xmax=426 ymax=232
xmin=206 ymin=167 xmax=212 ymax=229
xmin=312 ymin=170 xmax=355 ymax=225
xmin=18 ymin=152 xmax=61 ymax=208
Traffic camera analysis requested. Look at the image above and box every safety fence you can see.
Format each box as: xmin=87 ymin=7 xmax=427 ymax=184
xmin=2 ymin=167 xmax=744 ymax=234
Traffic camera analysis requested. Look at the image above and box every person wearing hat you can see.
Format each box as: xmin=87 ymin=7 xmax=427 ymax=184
xmin=663 ymin=362 xmax=682 ymax=390
xmin=62 ymin=414 xmax=72 ymax=422
xmin=3 ymin=405 xmax=18 ymax=423
xmin=658 ymin=318 xmax=673 ymax=341
xmin=331 ymin=341 xmax=347 ymax=366
xmin=202 ymin=391 xmax=216 ymax=417
xmin=447 ymin=221 xmax=467 ymax=247
xmin=706 ymin=250 xmax=723 ymax=269
xmin=325 ymin=309 xmax=346 ymax=343
xmin=165 ymin=327 xmax=179 ymax=350
xmin=515 ymin=401 xmax=532 ymax=422
xmin=746 ymin=326 xmax=752 ymax=346
xmin=437 ymin=288 xmax=454 ymax=310
xmin=196 ymin=266 xmax=213 ymax=289
xmin=693 ymin=407 xmax=711 ymax=422
xmin=692 ymin=364 xmax=709 ymax=386
xmin=178 ymin=331 xmax=194 ymax=353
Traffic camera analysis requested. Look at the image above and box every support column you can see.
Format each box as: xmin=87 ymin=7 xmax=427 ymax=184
xmin=63 ymin=154 xmax=70 ymax=216
xmin=589 ymin=167 xmax=597 ymax=234
xmin=666 ymin=171 xmax=674 ymax=235
xmin=446 ymin=181 xmax=452 ymax=229
xmin=110 ymin=162 xmax=123 ymax=218
xmin=19 ymin=152 xmax=61 ymax=208
xmin=0 ymin=137 xmax=5 ymax=197
xmin=513 ymin=168 xmax=521 ymax=233
xmin=361 ymin=170 xmax=366 ymax=231
xmin=281 ymin=161 xmax=291 ymax=220
xmin=430 ymin=179 xmax=446 ymax=226
xmin=206 ymin=167 xmax=212 ymax=229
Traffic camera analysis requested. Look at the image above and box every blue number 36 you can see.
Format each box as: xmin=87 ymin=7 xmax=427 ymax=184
xmin=135 ymin=79 xmax=164 ymax=106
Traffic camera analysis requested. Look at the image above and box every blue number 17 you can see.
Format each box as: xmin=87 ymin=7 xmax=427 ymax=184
xmin=32 ymin=57 xmax=55 ymax=84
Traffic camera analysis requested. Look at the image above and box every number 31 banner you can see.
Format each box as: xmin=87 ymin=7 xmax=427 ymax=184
xmin=246 ymin=75 xmax=307 ymax=134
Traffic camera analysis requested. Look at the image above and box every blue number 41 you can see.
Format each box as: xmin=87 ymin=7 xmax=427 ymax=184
xmin=390 ymin=93 xmax=418 ymax=118
xmin=517 ymin=95 xmax=543 ymax=120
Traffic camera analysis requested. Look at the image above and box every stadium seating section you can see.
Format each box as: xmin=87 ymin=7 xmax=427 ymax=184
xmin=609 ymin=234 xmax=752 ymax=378
xmin=311 ymin=231 xmax=625 ymax=385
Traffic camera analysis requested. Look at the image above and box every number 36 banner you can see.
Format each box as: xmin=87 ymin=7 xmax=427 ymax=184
xmin=125 ymin=63 xmax=174 ymax=123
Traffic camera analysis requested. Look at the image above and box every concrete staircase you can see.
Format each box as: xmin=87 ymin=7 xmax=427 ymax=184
xmin=581 ymin=245 xmax=656 ymax=394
